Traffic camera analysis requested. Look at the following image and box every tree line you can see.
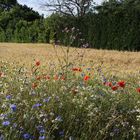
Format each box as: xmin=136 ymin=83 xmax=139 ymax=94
xmin=0 ymin=0 xmax=140 ymax=51
xmin=0 ymin=0 xmax=50 ymax=43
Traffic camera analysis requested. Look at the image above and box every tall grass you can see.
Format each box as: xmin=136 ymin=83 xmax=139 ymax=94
xmin=0 ymin=42 xmax=140 ymax=140
xmin=0 ymin=28 xmax=140 ymax=139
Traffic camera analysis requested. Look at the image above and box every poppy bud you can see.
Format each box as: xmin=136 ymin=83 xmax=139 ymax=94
xmin=35 ymin=60 xmax=40 ymax=66
xmin=137 ymin=88 xmax=140 ymax=93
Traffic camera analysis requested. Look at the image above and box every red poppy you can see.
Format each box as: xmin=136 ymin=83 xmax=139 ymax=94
xmin=35 ymin=60 xmax=40 ymax=66
xmin=36 ymin=76 xmax=41 ymax=80
xmin=117 ymin=81 xmax=125 ymax=88
xmin=32 ymin=83 xmax=38 ymax=89
xmin=105 ymin=82 xmax=112 ymax=87
xmin=137 ymin=88 xmax=140 ymax=93
xmin=72 ymin=68 xmax=82 ymax=72
xmin=61 ymin=75 xmax=66 ymax=80
xmin=111 ymin=86 xmax=118 ymax=91
xmin=44 ymin=75 xmax=50 ymax=80
xmin=54 ymin=75 xmax=59 ymax=80
xmin=0 ymin=72 xmax=2 ymax=77
xmin=84 ymin=75 xmax=90 ymax=81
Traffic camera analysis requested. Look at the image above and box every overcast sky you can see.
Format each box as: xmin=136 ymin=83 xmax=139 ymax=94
xmin=17 ymin=0 xmax=104 ymax=16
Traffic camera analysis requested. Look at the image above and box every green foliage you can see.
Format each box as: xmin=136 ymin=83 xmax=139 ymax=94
xmin=0 ymin=1 xmax=50 ymax=43
xmin=0 ymin=0 xmax=17 ymax=10
xmin=0 ymin=0 xmax=140 ymax=50
xmin=47 ymin=0 xmax=140 ymax=51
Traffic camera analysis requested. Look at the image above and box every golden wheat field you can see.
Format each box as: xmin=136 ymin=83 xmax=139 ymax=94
xmin=0 ymin=43 xmax=140 ymax=77
xmin=1 ymin=43 xmax=140 ymax=140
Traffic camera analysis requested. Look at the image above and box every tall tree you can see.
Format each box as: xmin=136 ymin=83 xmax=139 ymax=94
xmin=43 ymin=0 xmax=94 ymax=17
xmin=0 ymin=0 xmax=17 ymax=10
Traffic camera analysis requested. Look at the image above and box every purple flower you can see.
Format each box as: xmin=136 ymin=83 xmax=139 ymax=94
xmin=59 ymin=131 xmax=64 ymax=136
xmin=55 ymin=116 xmax=63 ymax=122
xmin=13 ymin=123 xmax=17 ymax=128
xmin=6 ymin=95 xmax=12 ymax=99
xmin=113 ymin=128 xmax=120 ymax=135
xmin=23 ymin=133 xmax=30 ymax=139
xmin=30 ymin=135 xmax=35 ymax=140
xmin=39 ymin=136 xmax=46 ymax=140
xmin=2 ymin=121 xmax=10 ymax=126
xmin=10 ymin=104 xmax=17 ymax=112
xmin=36 ymin=125 xmax=45 ymax=134
xmin=43 ymin=97 xmax=51 ymax=103
xmin=81 ymin=73 xmax=85 ymax=77
xmin=39 ymin=129 xmax=45 ymax=134
xmin=19 ymin=126 xmax=24 ymax=131
xmin=36 ymin=125 xmax=44 ymax=131
xmin=87 ymin=68 xmax=91 ymax=71
xmin=0 ymin=134 xmax=4 ymax=140
xmin=32 ymin=103 xmax=42 ymax=108
xmin=0 ymin=113 xmax=8 ymax=119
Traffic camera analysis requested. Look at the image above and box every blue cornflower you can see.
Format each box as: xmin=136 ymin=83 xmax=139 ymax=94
xmin=113 ymin=128 xmax=120 ymax=135
xmin=102 ymin=77 xmax=107 ymax=83
xmin=43 ymin=97 xmax=51 ymax=103
xmin=19 ymin=126 xmax=24 ymax=132
xmin=6 ymin=95 xmax=12 ymax=99
xmin=87 ymin=68 xmax=91 ymax=71
xmin=39 ymin=129 xmax=45 ymax=134
xmin=81 ymin=73 xmax=85 ymax=77
xmin=39 ymin=136 xmax=46 ymax=140
xmin=0 ymin=134 xmax=4 ymax=140
xmin=23 ymin=133 xmax=30 ymax=139
xmin=10 ymin=104 xmax=17 ymax=112
xmin=36 ymin=125 xmax=44 ymax=131
xmin=2 ymin=121 xmax=10 ymax=126
xmin=0 ymin=113 xmax=8 ymax=119
xmin=12 ymin=123 xmax=17 ymax=128
xmin=59 ymin=131 xmax=64 ymax=136
xmin=32 ymin=103 xmax=42 ymax=108
xmin=36 ymin=125 xmax=45 ymax=134
xmin=55 ymin=116 xmax=63 ymax=122
xmin=30 ymin=135 xmax=35 ymax=140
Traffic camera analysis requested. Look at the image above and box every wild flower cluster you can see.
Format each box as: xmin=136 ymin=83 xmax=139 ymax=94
xmin=61 ymin=27 xmax=90 ymax=48
xmin=0 ymin=59 xmax=140 ymax=140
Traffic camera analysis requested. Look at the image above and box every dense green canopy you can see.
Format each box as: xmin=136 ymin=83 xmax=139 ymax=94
xmin=0 ymin=0 xmax=17 ymax=10
xmin=0 ymin=0 xmax=140 ymax=51
xmin=0 ymin=1 xmax=50 ymax=43
xmin=49 ymin=0 xmax=140 ymax=51
xmin=0 ymin=0 xmax=17 ymax=6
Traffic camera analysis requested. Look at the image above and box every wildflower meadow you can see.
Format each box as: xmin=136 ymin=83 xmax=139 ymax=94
xmin=0 ymin=0 xmax=140 ymax=139
xmin=0 ymin=42 xmax=140 ymax=140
